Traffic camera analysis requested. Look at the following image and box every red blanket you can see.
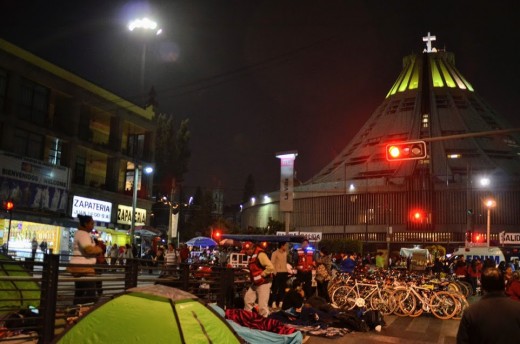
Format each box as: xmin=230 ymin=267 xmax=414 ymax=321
xmin=225 ymin=309 xmax=297 ymax=335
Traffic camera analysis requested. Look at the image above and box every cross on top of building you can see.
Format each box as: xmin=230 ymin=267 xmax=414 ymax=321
xmin=422 ymin=32 xmax=437 ymax=53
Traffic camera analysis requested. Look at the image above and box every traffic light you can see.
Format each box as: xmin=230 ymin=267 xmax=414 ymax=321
xmin=386 ymin=141 xmax=427 ymax=161
xmin=3 ymin=200 xmax=14 ymax=212
xmin=213 ymin=229 xmax=222 ymax=240
xmin=473 ymin=232 xmax=484 ymax=243
xmin=409 ymin=208 xmax=427 ymax=223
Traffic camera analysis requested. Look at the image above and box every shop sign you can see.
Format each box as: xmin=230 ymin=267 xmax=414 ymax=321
xmin=72 ymin=196 xmax=112 ymax=223
xmin=117 ymin=205 xmax=146 ymax=226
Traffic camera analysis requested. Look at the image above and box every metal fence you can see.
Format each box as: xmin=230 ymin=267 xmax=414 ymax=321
xmin=0 ymin=254 xmax=249 ymax=343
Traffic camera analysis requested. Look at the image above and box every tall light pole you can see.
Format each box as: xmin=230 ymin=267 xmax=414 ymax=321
xmin=128 ymin=17 xmax=162 ymax=94
xmin=130 ymin=163 xmax=154 ymax=245
xmin=484 ymin=198 xmax=496 ymax=247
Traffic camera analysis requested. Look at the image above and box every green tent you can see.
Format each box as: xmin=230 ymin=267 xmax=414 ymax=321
xmin=53 ymin=285 xmax=243 ymax=344
xmin=0 ymin=253 xmax=40 ymax=316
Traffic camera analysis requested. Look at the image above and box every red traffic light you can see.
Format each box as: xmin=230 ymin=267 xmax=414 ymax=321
xmin=409 ymin=208 xmax=427 ymax=223
xmin=213 ymin=230 xmax=222 ymax=239
xmin=386 ymin=141 xmax=427 ymax=161
xmin=473 ymin=232 xmax=484 ymax=243
xmin=4 ymin=200 xmax=14 ymax=211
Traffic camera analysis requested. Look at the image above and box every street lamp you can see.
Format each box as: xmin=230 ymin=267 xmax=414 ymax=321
xmin=484 ymin=198 xmax=496 ymax=247
xmin=130 ymin=162 xmax=154 ymax=245
xmin=128 ymin=17 xmax=162 ymax=94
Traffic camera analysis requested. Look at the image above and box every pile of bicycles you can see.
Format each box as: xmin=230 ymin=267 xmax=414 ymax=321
xmin=328 ymin=269 xmax=469 ymax=320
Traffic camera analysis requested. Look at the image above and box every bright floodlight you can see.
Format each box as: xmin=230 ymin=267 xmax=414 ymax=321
xmin=479 ymin=177 xmax=490 ymax=187
xmin=484 ymin=199 xmax=496 ymax=208
xmin=128 ymin=17 xmax=159 ymax=33
xmin=144 ymin=166 xmax=154 ymax=174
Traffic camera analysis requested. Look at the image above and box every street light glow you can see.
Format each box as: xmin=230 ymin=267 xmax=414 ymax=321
xmin=128 ymin=17 xmax=158 ymax=32
xmin=484 ymin=198 xmax=496 ymax=208
xmin=479 ymin=177 xmax=490 ymax=187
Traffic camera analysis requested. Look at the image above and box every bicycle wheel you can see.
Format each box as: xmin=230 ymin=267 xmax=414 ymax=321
xmin=392 ymin=288 xmax=416 ymax=317
xmin=430 ymin=291 xmax=457 ymax=320
xmin=370 ymin=287 xmax=396 ymax=316
xmin=451 ymin=292 xmax=469 ymax=320
xmin=331 ymin=286 xmax=357 ymax=309
xmin=457 ymin=280 xmax=473 ymax=298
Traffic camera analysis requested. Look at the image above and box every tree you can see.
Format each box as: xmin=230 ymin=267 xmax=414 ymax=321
xmin=184 ymin=188 xmax=214 ymax=239
xmin=154 ymin=114 xmax=191 ymax=198
xmin=242 ymin=174 xmax=255 ymax=204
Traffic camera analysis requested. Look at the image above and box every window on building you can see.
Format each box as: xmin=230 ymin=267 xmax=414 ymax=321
xmin=74 ymin=155 xmax=86 ymax=184
xmin=18 ymin=78 xmax=49 ymax=125
xmin=125 ymin=161 xmax=141 ymax=192
xmin=127 ymin=134 xmax=145 ymax=159
xmin=48 ymin=138 xmax=62 ymax=165
xmin=422 ymin=113 xmax=430 ymax=128
xmin=13 ymin=128 xmax=43 ymax=159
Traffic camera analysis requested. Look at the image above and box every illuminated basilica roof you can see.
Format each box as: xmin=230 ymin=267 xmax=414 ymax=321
xmin=303 ymin=33 xmax=520 ymax=192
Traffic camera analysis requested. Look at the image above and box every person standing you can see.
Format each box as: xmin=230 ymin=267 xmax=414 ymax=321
xmin=315 ymin=247 xmax=332 ymax=302
xmin=375 ymin=251 xmax=385 ymax=269
xmin=67 ymin=215 xmax=102 ymax=305
xmin=179 ymin=243 xmax=190 ymax=263
xmin=269 ymin=241 xmax=289 ymax=310
xmin=294 ymin=239 xmax=315 ymax=299
xmin=31 ymin=237 xmax=38 ymax=259
xmin=163 ymin=243 xmax=178 ymax=276
xmin=457 ymin=267 xmax=520 ymax=343
xmin=39 ymin=240 xmax=48 ymax=255
xmin=243 ymin=242 xmax=275 ymax=317
xmin=339 ymin=251 xmax=357 ymax=274
xmin=109 ymin=244 xmax=118 ymax=268
xmin=122 ymin=243 xmax=134 ymax=264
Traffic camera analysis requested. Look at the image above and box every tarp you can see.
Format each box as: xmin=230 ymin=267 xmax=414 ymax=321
xmin=0 ymin=253 xmax=40 ymax=316
xmin=399 ymin=248 xmax=431 ymax=259
xmin=53 ymin=285 xmax=243 ymax=344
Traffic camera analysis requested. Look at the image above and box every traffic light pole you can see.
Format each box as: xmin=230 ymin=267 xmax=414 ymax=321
xmin=6 ymin=210 xmax=12 ymax=253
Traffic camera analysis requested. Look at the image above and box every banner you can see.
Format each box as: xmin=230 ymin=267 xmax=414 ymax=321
xmin=0 ymin=151 xmax=70 ymax=212
xmin=276 ymin=231 xmax=322 ymax=242
xmin=499 ymin=231 xmax=520 ymax=245
xmin=276 ymin=152 xmax=297 ymax=212
xmin=169 ymin=212 xmax=179 ymax=238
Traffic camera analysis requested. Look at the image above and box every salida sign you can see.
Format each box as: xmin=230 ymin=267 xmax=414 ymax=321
xmin=499 ymin=231 xmax=520 ymax=245
xmin=117 ymin=205 xmax=146 ymax=226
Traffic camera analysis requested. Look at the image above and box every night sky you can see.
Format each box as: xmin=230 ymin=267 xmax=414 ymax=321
xmin=2 ymin=0 xmax=520 ymax=204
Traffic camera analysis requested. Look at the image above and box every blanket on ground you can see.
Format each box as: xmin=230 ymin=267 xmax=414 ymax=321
xmin=225 ymin=309 xmax=297 ymax=335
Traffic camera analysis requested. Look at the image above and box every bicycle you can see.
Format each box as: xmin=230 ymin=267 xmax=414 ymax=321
xmin=331 ymin=278 xmax=396 ymax=315
xmin=393 ymin=282 xmax=458 ymax=320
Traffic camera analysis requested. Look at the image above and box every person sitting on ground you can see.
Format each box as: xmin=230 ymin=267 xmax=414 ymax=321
xmin=457 ymin=267 xmax=520 ymax=344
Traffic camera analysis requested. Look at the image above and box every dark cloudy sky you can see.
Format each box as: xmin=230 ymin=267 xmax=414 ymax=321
xmin=2 ymin=0 xmax=520 ymax=203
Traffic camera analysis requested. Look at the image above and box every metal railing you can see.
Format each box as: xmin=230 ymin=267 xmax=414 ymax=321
xmin=0 ymin=254 xmax=249 ymax=343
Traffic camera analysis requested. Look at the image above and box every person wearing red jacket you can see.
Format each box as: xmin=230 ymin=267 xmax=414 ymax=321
xmin=506 ymin=271 xmax=520 ymax=301
xmin=243 ymin=242 xmax=275 ymax=317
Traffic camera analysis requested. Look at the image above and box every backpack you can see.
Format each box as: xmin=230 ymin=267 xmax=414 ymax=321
xmin=362 ymin=310 xmax=385 ymax=330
